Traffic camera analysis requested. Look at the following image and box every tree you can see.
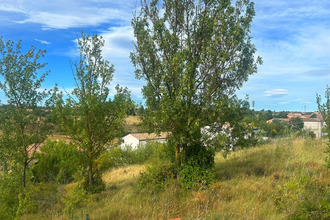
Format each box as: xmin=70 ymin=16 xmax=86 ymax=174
xmin=56 ymin=32 xmax=131 ymax=192
xmin=0 ymin=37 xmax=50 ymax=188
xmin=131 ymin=0 xmax=261 ymax=172
xmin=317 ymin=85 xmax=330 ymax=169
xmin=289 ymin=117 xmax=304 ymax=132
xmin=317 ymin=85 xmax=330 ymax=137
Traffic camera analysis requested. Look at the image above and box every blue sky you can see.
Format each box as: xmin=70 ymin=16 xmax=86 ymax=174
xmin=0 ymin=0 xmax=329 ymax=112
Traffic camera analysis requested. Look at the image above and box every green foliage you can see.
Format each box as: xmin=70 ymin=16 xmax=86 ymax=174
xmin=55 ymin=31 xmax=131 ymax=192
xmin=0 ymin=171 xmax=21 ymax=219
xmin=294 ymin=130 xmax=316 ymax=139
xmin=16 ymin=182 xmax=59 ymax=217
xmin=317 ymin=85 xmax=330 ymax=169
xmin=179 ymin=144 xmax=216 ymax=190
xmin=0 ymin=37 xmax=51 ymax=188
xmin=99 ymin=142 xmax=175 ymax=171
xmin=32 ymin=140 xmax=82 ymax=184
xmin=274 ymin=175 xmax=329 ymax=219
xmin=135 ymin=143 xmax=177 ymax=193
xmin=62 ymin=183 xmax=88 ymax=215
xmin=137 ymin=162 xmax=176 ymax=193
xmin=325 ymin=141 xmax=330 ymax=170
xmin=131 ymin=0 xmax=261 ymax=171
xmin=274 ymin=111 xmax=288 ymax=118
xmin=289 ymin=117 xmax=304 ymax=132
xmin=310 ymin=113 xmax=317 ymax=118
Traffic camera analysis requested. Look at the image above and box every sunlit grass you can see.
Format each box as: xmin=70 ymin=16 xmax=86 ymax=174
xmin=23 ymin=138 xmax=329 ymax=220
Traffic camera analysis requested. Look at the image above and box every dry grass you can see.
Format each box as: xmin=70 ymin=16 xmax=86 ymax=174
xmin=24 ymin=138 xmax=329 ymax=220
xmin=124 ymin=116 xmax=142 ymax=133
xmin=102 ymin=165 xmax=145 ymax=189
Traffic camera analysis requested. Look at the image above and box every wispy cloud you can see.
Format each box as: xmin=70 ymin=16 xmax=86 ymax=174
xmin=1 ymin=0 xmax=134 ymax=29
xmin=279 ymin=102 xmax=289 ymax=104
xmin=35 ymin=39 xmax=51 ymax=45
xmin=264 ymin=89 xmax=289 ymax=97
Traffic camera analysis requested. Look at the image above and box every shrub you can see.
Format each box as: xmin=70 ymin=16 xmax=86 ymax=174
xmin=0 ymin=171 xmax=21 ymax=219
xmin=32 ymin=140 xmax=82 ymax=184
xmin=137 ymin=162 xmax=176 ymax=193
xmin=274 ymin=174 xmax=329 ymax=219
xmin=62 ymin=183 xmax=88 ymax=215
xmin=294 ymin=130 xmax=316 ymax=139
xmin=179 ymin=144 xmax=216 ymax=190
xmin=99 ymin=142 xmax=175 ymax=171
xmin=16 ymin=182 xmax=59 ymax=217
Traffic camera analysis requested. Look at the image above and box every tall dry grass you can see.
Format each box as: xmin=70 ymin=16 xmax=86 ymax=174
xmin=22 ymin=138 xmax=329 ymax=220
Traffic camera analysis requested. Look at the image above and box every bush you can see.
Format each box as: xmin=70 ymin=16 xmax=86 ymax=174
xmin=179 ymin=144 xmax=216 ymax=190
xmin=99 ymin=142 xmax=175 ymax=171
xmin=0 ymin=171 xmax=21 ymax=219
xmin=274 ymin=174 xmax=329 ymax=219
xmin=137 ymin=162 xmax=176 ymax=193
xmin=294 ymin=130 xmax=316 ymax=139
xmin=16 ymin=182 xmax=59 ymax=217
xmin=32 ymin=140 xmax=82 ymax=184
xmin=62 ymin=183 xmax=88 ymax=215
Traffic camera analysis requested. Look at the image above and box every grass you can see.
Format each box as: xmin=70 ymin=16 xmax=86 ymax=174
xmin=124 ymin=116 xmax=142 ymax=133
xmin=22 ymin=138 xmax=329 ymax=220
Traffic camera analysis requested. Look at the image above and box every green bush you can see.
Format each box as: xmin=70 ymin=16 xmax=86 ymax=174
xmin=0 ymin=171 xmax=21 ymax=219
xmin=99 ymin=147 xmax=133 ymax=170
xmin=294 ymin=130 xmax=316 ymax=139
xmin=62 ymin=183 xmax=88 ymax=215
xmin=99 ymin=142 xmax=175 ymax=171
xmin=137 ymin=162 xmax=176 ymax=193
xmin=274 ymin=174 xmax=329 ymax=219
xmin=82 ymin=171 xmax=106 ymax=194
xmin=16 ymin=182 xmax=59 ymax=217
xmin=179 ymin=144 xmax=216 ymax=190
xmin=32 ymin=140 xmax=82 ymax=184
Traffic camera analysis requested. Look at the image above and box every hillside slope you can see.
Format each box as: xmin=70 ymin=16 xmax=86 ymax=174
xmin=23 ymin=138 xmax=329 ymax=220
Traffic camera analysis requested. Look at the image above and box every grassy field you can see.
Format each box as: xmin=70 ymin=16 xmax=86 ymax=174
xmin=22 ymin=138 xmax=329 ymax=220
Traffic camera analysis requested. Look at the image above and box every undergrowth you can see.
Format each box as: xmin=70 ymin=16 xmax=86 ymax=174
xmin=20 ymin=138 xmax=329 ymax=220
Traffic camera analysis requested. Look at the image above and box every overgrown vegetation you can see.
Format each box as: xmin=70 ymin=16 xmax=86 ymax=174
xmin=13 ymin=138 xmax=328 ymax=220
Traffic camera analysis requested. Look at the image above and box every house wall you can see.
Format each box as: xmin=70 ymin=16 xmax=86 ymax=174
xmin=303 ymin=121 xmax=323 ymax=138
xmin=121 ymin=134 xmax=140 ymax=150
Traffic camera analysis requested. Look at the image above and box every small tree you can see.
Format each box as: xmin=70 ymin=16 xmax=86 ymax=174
xmin=289 ymin=117 xmax=304 ymax=132
xmin=131 ymin=0 xmax=261 ymax=175
xmin=317 ymin=85 xmax=330 ymax=169
xmin=0 ymin=37 xmax=50 ymax=188
xmin=56 ymin=32 xmax=131 ymax=192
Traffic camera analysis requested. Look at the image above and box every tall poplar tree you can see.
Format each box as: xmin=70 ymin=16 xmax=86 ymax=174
xmin=0 ymin=37 xmax=50 ymax=188
xmin=131 ymin=0 xmax=261 ymax=169
xmin=57 ymin=32 xmax=131 ymax=192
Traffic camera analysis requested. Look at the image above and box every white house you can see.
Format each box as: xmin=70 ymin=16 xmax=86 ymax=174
xmin=302 ymin=118 xmax=324 ymax=138
xmin=120 ymin=132 xmax=169 ymax=150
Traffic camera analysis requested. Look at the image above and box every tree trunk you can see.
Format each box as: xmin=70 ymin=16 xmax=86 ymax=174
xmin=175 ymin=143 xmax=180 ymax=180
xmin=23 ymin=161 xmax=27 ymax=188
xmin=88 ymin=159 xmax=93 ymax=187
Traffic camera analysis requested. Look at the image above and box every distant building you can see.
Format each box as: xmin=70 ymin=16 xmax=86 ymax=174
xmin=302 ymin=118 xmax=324 ymax=138
xmin=267 ymin=112 xmax=325 ymax=138
xmin=120 ymin=132 xmax=169 ymax=150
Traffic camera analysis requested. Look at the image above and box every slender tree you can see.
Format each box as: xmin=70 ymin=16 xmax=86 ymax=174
xmin=0 ymin=37 xmax=50 ymax=188
xmin=131 ymin=0 xmax=261 ymax=169
xmin=317 ymin=85 xmax=330 ymax=169
xmin=57 ymin=32 xmax=131 ymax=192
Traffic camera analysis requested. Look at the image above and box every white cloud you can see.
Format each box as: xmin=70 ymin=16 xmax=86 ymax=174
xmin=1 ymin=0 xmax=135 ymax=29
xmin=264 ymin=89 xmax=289 ymax=97
xmin=35 ymin=39 xmax=51 ymax=45
xmin=279 ymin=102 xmax=289 ymax=104
xmin=101 ymin=26 xmax=135 ymax=59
